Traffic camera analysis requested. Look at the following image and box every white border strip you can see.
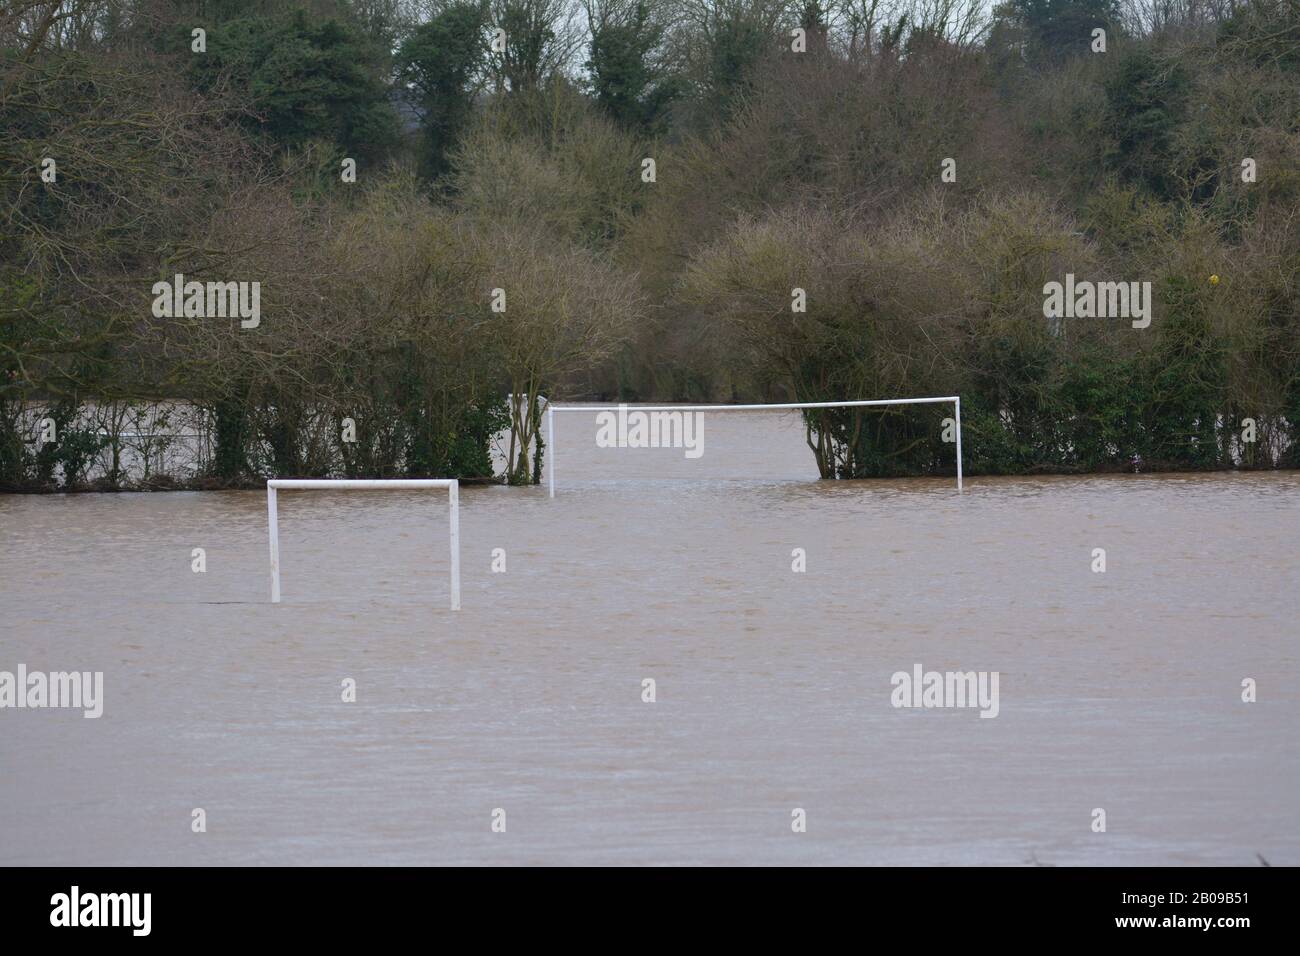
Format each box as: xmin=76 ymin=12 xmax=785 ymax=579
xmin=545 ymin=397 xmax=962 ymax=496
xmin=267 ymin=478 xmax=460 ymax=610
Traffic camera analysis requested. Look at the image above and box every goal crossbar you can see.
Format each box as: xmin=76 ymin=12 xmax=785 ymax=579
xmin=267 ymin=478 xmax=461 ymax=610
xmin=544 ymin=396 xmax=962 ymax=496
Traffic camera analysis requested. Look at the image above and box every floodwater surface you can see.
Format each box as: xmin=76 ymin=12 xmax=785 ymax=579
xmin=1 ymin=410 xmax=1297 ymax=865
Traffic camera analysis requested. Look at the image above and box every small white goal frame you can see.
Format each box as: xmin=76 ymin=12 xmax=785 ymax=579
xmin=544 ymin=396 xmax=962 ymax=496
xmin=267 ymin=479 xmax=460 ymax=610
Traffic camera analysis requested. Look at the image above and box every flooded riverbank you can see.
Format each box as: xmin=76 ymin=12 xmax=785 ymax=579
xmin=2 ymin=411 xmax=1296 ymax=865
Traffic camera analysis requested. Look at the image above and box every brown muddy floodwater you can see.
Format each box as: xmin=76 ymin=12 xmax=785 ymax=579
xmin=1 ymin=409 xmax=1297 ymax=866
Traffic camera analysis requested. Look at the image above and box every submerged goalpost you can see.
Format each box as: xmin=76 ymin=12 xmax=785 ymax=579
xmin=267 ymin=479 xmax=461 ymax=610
xmin=545 ymin=396 xmax=962 ymax=497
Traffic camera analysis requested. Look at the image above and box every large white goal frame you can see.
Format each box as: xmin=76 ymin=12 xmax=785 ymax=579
xmin=267 ymin=478 xmax=461 ymax=610
xmin=544 ymin=396 xmax=962 ymax=496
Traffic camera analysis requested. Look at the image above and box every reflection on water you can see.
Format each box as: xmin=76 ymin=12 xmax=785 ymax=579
xmin=1 ymin=410 xmax=1297 ymax=865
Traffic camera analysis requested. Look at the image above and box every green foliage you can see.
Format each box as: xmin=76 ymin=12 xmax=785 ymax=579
xmin=587 ymin=1 xmax=678 ymax=133
xmin=1144 ymin=277 xmax=1228 ymax=467
xmin=1009 ymin=0 xmax=1120 ymax=61
xmin=707 ymin=11 xmax=768 ymax=117
xmin=1100 ymin=46 xmax=1191 ymax=200
xmin=396 ymin=350 xmax=509 ymax=481
xmin=211 ymin=399 xmax=253 ymax=482
xmin=188 ymin=9 xmax=398 ymax=161
xmin=493 ymin=0 xmax=558 ymax=92
xmin=396 ymin=2 xmax=491 ymax=178
xmin=1217 ymin=0 xmax=1300 ymax=68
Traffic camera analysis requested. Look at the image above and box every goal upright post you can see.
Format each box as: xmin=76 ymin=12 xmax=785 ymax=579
xmin=955 ymin=396 xmax=963 ymax=492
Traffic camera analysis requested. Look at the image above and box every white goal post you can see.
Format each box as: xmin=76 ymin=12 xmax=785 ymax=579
xmin=544 ymin=396 xmax=962 ymax=496
xmin=267 ymin=479 xmax=460 ymax=610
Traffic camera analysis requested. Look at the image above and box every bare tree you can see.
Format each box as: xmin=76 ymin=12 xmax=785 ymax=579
xmin=487 ymin=0 xmax=585 ymax=90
